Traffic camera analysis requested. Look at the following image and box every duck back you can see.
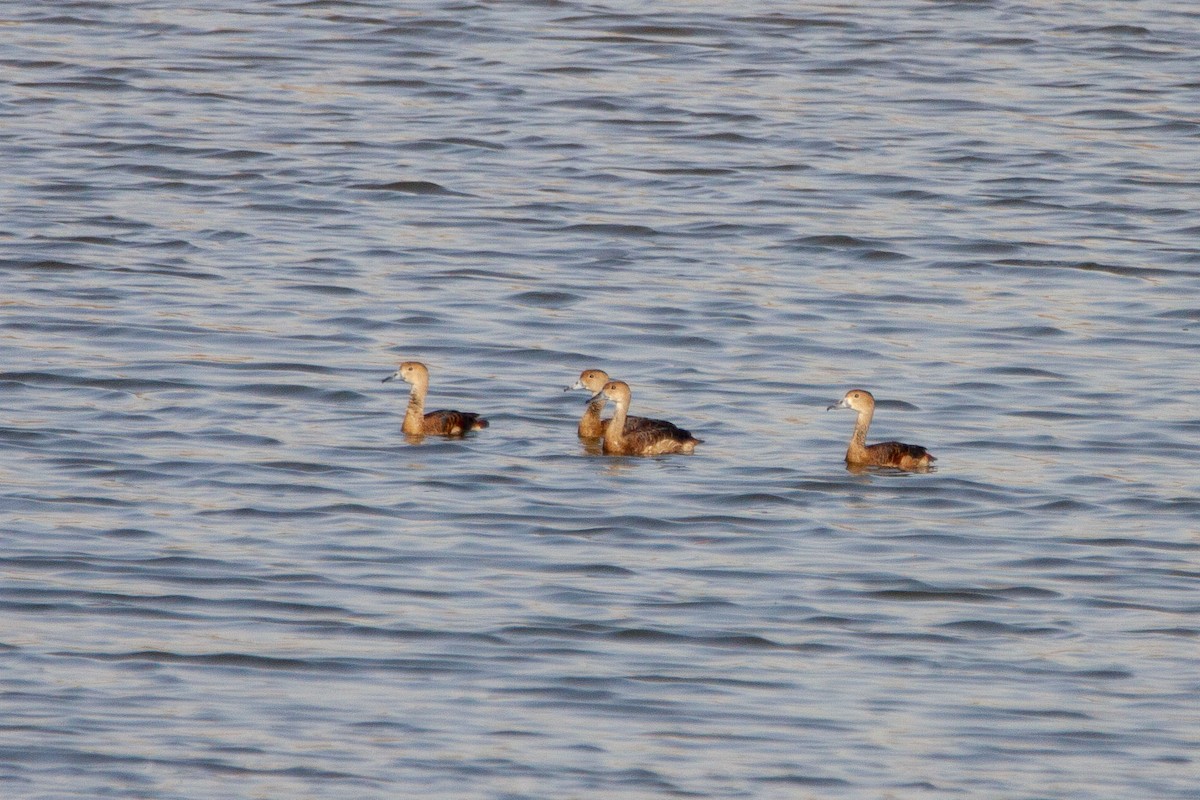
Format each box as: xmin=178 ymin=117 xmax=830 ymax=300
xmin=584 ymin=413 xmax=682 ymax=440
xmin=861 ymin=441 xmax=935 ymax=470
xmin=603 ymin=419 xmax=701 ymax=456
xmin=424 ymin=410 xmax=489 ymax=436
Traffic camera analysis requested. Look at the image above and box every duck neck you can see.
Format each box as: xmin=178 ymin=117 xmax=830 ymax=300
xmin=847 ymin=407 xmax=873 ymax=460
xmin=580 ymin=398 xmax=605 ymax=437
xmin=604 ymin=399 xmax=628 ymax=445
xmin=403 ymin=381 xmax=427 ymax=435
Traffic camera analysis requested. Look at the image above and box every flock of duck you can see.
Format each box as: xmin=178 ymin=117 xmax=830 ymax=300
xmin=383 ymin=361 xmax=936 ymax=471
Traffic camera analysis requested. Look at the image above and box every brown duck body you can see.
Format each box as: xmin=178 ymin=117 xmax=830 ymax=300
xmin=854 ymin=440 xmax=933 ymax=470
xmin=570 ymin=369 xmax=681 ymax=439
xmin=829 ymin=389 xmax=934 ymax=470
xmin=383 ymin=361 xmax=488 ymax=437
xmin=591 ymin=380 xmax=700 ymax=456
xmin=412 ymin=409 xmax=489 ymax=437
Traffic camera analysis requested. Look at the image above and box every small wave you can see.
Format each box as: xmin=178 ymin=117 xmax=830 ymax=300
xmin=1 ymin=258 xmax=89 ymax=271
xmin=984 ymin=366 xmax=1068 ymax=378
xmin=508 ymin=290 xmax=581 ymax=308
xmin=998 ymin=258 xmax=1180 ymax=279
xmin=866 ymin=589 xmax=997 ymax=602
xmin=291 ymin=283 xmax=362 ymax=296
xmin=757 ymin=775 xmax=851 ymax=788
xmin=409 ymin=136 xmax=506 ymax=151
xmin=938 ymin=620 xmax=1062 ymax=635
xmin=1063 ymin=24 xmax=1151 ymax=36
xmin=64 ymin=649 xmax=345 ymax=671
xmin=986 ymin=325 xmax=1068 ymax=337
xmin=556 ymin=222 xmax=664 ymax=237
xmin=604 ymin=24 xmax=720 ymax=38
xmin=349 ymin=180 xmax=468 ymax=195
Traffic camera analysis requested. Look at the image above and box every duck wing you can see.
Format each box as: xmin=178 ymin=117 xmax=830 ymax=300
xmin=598 ymin=414 xmax=681 ymax=435
xmin=620 ymin=421 xmax=701 ymax=455
xmin=866 ymin=441 xmax=932 ymax=466
xmin=424 ymin=410 xmax=488 ymax=435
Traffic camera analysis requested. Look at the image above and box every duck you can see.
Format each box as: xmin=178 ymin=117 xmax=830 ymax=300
xmin=566 ymin=368 xmax=680 ymax=439
xmin=382 ymin=361 xmax=488 ymax=436
xmin=588 ymin=380 xmax=701 ymax=456
xmin=827 ymin=389 xmax=934 ymax=470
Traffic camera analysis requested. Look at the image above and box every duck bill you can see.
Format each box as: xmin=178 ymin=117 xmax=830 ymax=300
xmin=565 ymin=379 xmax=585 ymax=392
xmin=382 ymin=371 xmax=400 ymax=383
xmin=827 ymin=398 xmax=849 ymax=410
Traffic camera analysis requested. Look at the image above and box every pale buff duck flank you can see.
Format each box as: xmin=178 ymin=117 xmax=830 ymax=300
xmin=827 ymin=389 xmax=934 ymax=470
xmin=588 ymin=380 xmax=701 ymax=456
xmin=567 ymin=368 xmax=681 ymax=439
xmin=382 ymin=361 xmax=488 ymax=436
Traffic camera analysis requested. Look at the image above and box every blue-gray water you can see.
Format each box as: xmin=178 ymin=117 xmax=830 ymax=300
xmin=2 ymin=1 xmax=1198 ymax=797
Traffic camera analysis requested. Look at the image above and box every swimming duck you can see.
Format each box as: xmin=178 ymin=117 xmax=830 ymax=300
xmin=567 ymin=368 xmax=679 ymax=439
xmin=827 ymin=389 xmax=934 ymax=470
xmin=382 ymin=361 xmax=488 ymax=436
xmin=589 ymin=380 xmax=701 ymax=456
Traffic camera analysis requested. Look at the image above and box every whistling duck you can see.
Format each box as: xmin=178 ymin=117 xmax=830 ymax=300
xmin=382 ymin=361 xmax=488 ymax=436
xmin=589 ymin=380 xmax=700 ymax=456
xmin=567 ymin=368 xmax=679 ymax=439
xmin=827 ymin=389 xmax=933 ymax=470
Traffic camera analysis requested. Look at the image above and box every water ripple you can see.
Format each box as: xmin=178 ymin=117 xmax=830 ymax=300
xmin=2 ymin=1 xmax=1198 ymax=798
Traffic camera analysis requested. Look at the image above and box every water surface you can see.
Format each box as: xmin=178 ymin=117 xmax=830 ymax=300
xmin=2 ymin=1 xmax=1198 ymax=797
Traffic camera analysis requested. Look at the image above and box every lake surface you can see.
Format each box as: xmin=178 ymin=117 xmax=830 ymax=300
xmin=2 ymin=1 xmax=1198 ymax=797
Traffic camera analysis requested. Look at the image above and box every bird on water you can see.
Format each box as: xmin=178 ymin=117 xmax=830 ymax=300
xmin=382 ymin=361 xmax=488 ymax=437
xmin=827 ymin=389 xmax=934 ymax=470
xmin=588 ymin=380 xmax=701 ymax=456
xmin=567 ymin=368 xmax=681 ymax=440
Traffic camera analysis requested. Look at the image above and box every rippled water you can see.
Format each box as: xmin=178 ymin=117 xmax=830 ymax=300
xmin=3 ymin=1 xmax=1199 ymax=797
